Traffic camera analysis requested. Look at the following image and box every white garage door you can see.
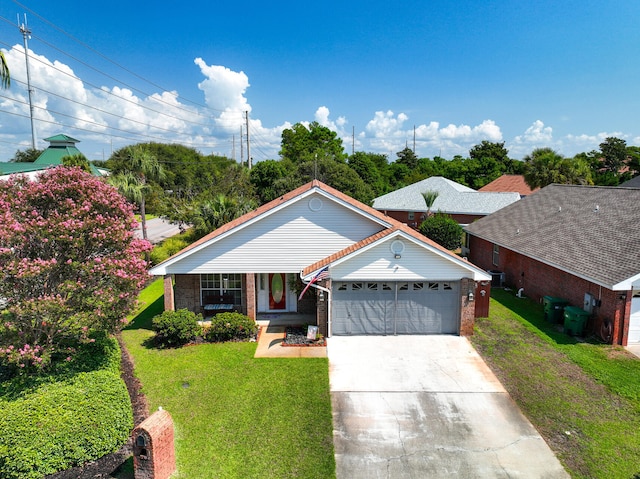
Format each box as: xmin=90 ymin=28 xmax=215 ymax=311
xmin=629 ymin=292 xmax=640 ymax=344
xmin=331 ymin=281 xmax=460 ymax=335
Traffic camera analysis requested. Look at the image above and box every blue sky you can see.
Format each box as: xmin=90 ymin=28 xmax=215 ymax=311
xmin=1 ymin=0 xmax=639 ymax=162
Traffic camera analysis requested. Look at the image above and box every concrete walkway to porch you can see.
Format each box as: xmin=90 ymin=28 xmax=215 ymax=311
xmin=254 ymin=314 xmax=327 ymax=358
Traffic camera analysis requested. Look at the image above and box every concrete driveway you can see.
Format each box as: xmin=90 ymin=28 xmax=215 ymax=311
xmin=328 ymin=335 xmax=569 ymax=478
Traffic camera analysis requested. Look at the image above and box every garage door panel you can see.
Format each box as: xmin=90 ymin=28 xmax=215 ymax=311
xmin=333 ymin=285 xmax=394 ymax=335
xmin=332 ymin=281 xmax=459 ymax=335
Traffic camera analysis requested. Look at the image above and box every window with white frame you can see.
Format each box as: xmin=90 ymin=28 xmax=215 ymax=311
xmin=201 ymin=274 xmax=242 ymax=305
xmin=492 ymin=244 xmax=500 ymax=266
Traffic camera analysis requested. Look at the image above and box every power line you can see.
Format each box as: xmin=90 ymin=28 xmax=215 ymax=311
xmin=0 ymin=6 xmax=276 ymax=160
xmin=8 ymin=0 xmax=225 ymax=114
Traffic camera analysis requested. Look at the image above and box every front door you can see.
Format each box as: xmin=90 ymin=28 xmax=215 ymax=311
xmin=269 ymin=273 xmax=286 ymax=310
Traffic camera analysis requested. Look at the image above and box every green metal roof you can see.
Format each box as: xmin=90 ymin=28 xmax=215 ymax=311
xmin=34 ymin=145 xmax=84 ymax=165
xmin=0 ymin=162 xmax=46 ymax=175
xmin=43 ymin=134 xmax=81 ymax=143
xmin=0 ymin=134 xmax=102 ymax=177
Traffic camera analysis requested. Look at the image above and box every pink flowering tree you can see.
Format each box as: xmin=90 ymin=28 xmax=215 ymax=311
xmin=0 ymin=167 xmax=151 ymax=370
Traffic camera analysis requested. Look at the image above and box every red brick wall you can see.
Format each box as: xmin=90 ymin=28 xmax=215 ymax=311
xmin=133 ymin=409 xmax=176 ymax=479
xmin=379 ymin=210 xmax=483 ymax=229
xmin=468 ymin=235 xmax=631 ymax=345
xmin=245 ymin=273 xmax=256 ymax=320
xmin=174 ymin=274 xmax=200 ymax=313
xmin=459 ymin=278 xmax=476 ymax=336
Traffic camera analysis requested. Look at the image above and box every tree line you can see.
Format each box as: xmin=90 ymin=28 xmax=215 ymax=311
xmin=9 ymin=122 xmax=640 ymax=240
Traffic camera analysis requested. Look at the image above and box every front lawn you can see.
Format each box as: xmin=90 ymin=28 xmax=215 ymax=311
xmin=120 ymin=280 xmax=336 ymax=479
xmin=472 ymin=289 xmax=640 ymax=479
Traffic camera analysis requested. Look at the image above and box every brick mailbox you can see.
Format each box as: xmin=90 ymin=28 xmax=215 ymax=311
xmin=133 ymin=408 xmax=176 ymax=479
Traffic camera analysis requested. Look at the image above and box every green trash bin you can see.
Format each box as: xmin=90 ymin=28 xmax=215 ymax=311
xmin=543 ymin=296 xmax=568 ymax=323
xmin=563 ymin=306 xmax=590 ymax=336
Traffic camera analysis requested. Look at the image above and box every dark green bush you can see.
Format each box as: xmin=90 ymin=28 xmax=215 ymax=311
xmin=419 ymin=213 xmax=464 ymax=250
xmin=152 ymin=309 xmax=202 ymax=347
xmin=204 ymin=312 xmax=258 ymax=342
xmin=0 ymin=335 xmax=132 ymax=479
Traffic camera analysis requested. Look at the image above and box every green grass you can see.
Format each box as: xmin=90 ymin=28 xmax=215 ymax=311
xmin=121 ymin=280 xmax=336 ymax=479
xmin=471 ymin=289 xmax=640 ymax=479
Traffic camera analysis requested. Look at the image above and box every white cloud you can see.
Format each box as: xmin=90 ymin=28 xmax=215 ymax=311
xmin=1 ymin=45 xmax=638 ymax=164
xmin=363 ymin=112 xmax=502 ymax=158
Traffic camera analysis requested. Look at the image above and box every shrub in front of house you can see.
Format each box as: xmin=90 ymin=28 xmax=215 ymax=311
xmin=152 ymin=309 xmax=202 ymax=347
xmin=204 ymin=312 xmax=258 ymax=342
xmin=0 ymin=335 xmax=132 ymax=479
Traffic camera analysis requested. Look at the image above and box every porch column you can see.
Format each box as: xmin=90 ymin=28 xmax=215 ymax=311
xmin=163 ymin=274 xmax=175 ymax=311
xmin=245 ymin=273 xmax=256 ymax=321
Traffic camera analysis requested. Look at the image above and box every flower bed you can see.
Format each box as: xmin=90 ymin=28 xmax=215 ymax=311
xmin=281 ymin=326 xmax=326 ymax=347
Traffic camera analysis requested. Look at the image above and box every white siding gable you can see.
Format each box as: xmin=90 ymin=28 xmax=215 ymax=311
xmin=161 ymin=192 xmax=385 ymax=274
xmin=330 ymin=235 xmax=485 ymax=281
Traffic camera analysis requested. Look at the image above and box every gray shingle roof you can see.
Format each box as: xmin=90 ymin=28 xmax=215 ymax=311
xmin=372 ymin=176 xmax=520 ymax=215
xmin=465 ymin=184 xmax=640 ymax=289
xmin=619 ymin=175 xmax=640 ymax=188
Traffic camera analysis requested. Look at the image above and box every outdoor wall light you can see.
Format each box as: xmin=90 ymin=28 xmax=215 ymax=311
xmin=394 ymin=253 xmax=402 ymax=259
xmin=468 ymin=292 xmax=474 ymax=301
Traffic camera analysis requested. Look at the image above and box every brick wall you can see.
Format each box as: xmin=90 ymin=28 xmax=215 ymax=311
xmin=379 ymin=210 xmax=483 ymax=229
xmin=174 ymin=274 xmax=200 ymax=313
xmin=133 ymin=409 xmax=176 ymax=479
xmin=468 ymin=235 xmax=631 ymax=345
xmin=317 ymin=280 xmax=329 ymax=337
xmin=459 ymin=278 xmax=475 ymax=336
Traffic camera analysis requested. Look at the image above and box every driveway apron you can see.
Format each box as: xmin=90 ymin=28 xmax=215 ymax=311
xmin=328 ymin=335 xmax=569 ymax=478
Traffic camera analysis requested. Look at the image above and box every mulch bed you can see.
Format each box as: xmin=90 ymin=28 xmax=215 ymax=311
xmin=281 ymin=326 xmax=326 ymax=347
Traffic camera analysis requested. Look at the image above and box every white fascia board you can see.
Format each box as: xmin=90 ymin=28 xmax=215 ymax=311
xmin=149 ymin=192 xmax=312 ymax=276
xmin=612 ymin=273 xmax=640 ymax=291
xmin=149 ymin=186 xmax=392 ymax=276
xmin=309 ymin=230 xmax=491 ymax=282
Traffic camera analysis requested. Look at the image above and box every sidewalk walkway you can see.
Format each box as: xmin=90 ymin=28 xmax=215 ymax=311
xmin=254 ymin=323 xmax=327 ymax=358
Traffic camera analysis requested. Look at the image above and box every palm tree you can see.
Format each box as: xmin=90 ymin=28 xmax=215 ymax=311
xmin=421 ymin=190 xmax=439 ymax=217
xmin=1 ymin=51 xmax=10 ymax=89
xmin=109 ymin=145 xmax=164 ymax=240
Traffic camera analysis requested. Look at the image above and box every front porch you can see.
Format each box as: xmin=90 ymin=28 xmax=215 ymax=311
xmin=254 ymin=314 xmax=327 ymax=358
xmin=163 ymin=272 xmax=328 ymax=336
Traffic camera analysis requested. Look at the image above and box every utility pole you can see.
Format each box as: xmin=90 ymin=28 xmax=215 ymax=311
xmin=352 ymin=126 xmax=355 ymax=156
xmin=413 ymin=125 xmax=416 ymax=153
xmin=245 ymin=110 xmax=251 ymax=169
xmin=19 ymin=14 xmax=36 ymax=150
xmin=239 ymin=125 xmax=244 ymax=166
xmin=231 ymin=134 xmax=236 ymax=162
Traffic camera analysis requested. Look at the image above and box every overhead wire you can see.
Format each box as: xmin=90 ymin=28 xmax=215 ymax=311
xmin=0 ymin=8 xmax=260 ymax=158
xmin=8 ymin=0 xmax=224 ymax=114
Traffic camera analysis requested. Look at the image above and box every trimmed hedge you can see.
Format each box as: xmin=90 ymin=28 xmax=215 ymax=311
xmin=152 ymin=309 xmax=202 ymax=347
xmin=204 ymin=312 xmax=258 ymax=342
xmin=0 ymin=335 xmax=133 ymax=479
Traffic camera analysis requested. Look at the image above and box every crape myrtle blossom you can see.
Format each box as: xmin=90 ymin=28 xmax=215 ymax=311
xmin=0 ymin=167 xmax=152 ymax=370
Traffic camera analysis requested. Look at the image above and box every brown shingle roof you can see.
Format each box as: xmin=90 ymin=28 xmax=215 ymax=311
xmin=478 ymin=175 xmax=539 ymax=196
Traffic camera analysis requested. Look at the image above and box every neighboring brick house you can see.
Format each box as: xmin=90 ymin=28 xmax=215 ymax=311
xmin=465 ymin=184 xmax=640 ymax=346
xmin=478 ymin=174 xmax=539 ymax=198
xmin=372 ymin=176 xmax=520 ymax=228
xmin=150 ymin=180 xmax=491 ymax=337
